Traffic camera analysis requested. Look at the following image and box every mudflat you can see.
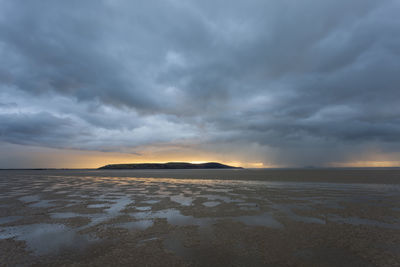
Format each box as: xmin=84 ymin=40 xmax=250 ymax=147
xmin=4 ymin=168 xmax=400 ymax=184
xmin=0 ymin=169 xmax=399 ymax=266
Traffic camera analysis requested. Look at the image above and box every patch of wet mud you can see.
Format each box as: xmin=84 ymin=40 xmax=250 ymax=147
xmin=0 ymin=171 xmax=399 ymax=266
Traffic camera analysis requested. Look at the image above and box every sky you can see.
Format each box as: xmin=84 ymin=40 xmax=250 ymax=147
xmin=1 ymin=0 xmax=400 ymax=168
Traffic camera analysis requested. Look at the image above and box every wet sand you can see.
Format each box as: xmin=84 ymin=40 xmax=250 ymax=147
xmin=1 ymin=169 xmax=400 ymax=266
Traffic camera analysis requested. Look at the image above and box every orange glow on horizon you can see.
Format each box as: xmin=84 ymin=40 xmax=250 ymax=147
xmin=14 ymin=145 xmax=268 ymax=169
xmin=67 ymin=153 xmax=271 ymax=169
xmin=6 ymin=143 xmax=400 ymax=169
xmin=329 ymin=161 xmax=400 ymax=168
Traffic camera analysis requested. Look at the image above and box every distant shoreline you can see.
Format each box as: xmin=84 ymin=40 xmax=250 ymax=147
xmin=1 ymin=168 xmax=400 ymax=184
xmin=2 ymin=167 xmax=400 ymax=170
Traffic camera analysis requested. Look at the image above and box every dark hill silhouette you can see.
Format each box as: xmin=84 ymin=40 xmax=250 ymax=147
xmin=98 ymin=162 xmax=242 ymax=169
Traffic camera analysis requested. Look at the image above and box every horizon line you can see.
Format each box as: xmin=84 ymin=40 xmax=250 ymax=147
xmin=2 ymin=166 xmax=400 ymax=170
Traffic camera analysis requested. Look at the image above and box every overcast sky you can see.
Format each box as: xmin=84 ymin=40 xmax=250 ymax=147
xmin=1 ymin=0 xmax=400 ymax=168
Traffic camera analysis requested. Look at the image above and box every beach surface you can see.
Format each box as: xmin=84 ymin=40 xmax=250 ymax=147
xmin=1 ymin=169 xmax=400 ymax=266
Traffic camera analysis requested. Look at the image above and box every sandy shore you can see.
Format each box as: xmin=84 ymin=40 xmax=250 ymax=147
xmin=0 ymin=170 xmax=400 ymax=266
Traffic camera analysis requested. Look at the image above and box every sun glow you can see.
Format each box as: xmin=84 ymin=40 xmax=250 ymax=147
xmin=188 ymin=161 xmax=208 ymax=164
xmin=330 ymin=161 xmax=400 ymax=168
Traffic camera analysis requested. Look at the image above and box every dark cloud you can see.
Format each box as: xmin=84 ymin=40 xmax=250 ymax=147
xmin=0 ymin=0 xmax=399 ymax=167
xmin=0 ymin=112 xmax=80 ymax=147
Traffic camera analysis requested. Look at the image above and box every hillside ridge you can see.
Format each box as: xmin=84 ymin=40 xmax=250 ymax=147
xmin=98 ymin=162 xmax=242 ymax=169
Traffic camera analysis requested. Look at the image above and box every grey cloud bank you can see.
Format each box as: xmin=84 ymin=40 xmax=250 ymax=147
xmin=1 ymin=0 xmax=400 ymax=167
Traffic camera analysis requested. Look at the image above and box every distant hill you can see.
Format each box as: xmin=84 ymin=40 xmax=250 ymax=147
xmin=98 ymin=162 xmax=242 ymax=170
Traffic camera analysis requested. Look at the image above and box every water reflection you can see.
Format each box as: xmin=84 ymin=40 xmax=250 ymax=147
xmin=236 ymin=213 xmax=283 ymax=228
xmin=0 ymin=223 xmax=95 ymax=255
xmin=1 ymin=172 xmax=399 ymax=260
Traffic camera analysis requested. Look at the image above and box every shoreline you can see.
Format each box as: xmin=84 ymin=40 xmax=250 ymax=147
xmin=1 ymin=168 xmax=400 ymax=184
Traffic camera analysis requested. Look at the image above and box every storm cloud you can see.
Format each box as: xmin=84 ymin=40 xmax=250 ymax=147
xmin=1 ymin=0 xmax=400 ymax=167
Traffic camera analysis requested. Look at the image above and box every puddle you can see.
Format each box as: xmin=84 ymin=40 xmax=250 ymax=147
xmin=131 ymin=209 xmax=213 ymax=227
xmin=235 ymin=212 xmax=283 ymax=228
xmin=51 ymin=197 xmax=134 ymax=229
xmin=200 ymin=194 xmax=244 ymax=203
xmin=0 ymin=223 xmax=94 ymax=255
xmin=117 ymin=220 xmax=153 ymax=230
xmin=136 ymin=206 xmax=152 ymax=211
xmin=28 ymin=200 xmax=56 ymax=208
xmin=19 ymin=195 xmax=40 ymax=203
xmin=104 ymin=197 xmax=132 ymax=215
xmin=203 ymin=201 xmax=220 ymax=207
xmin=170 ymin=195 xmax=193 ymax=206
xmin=132 ymin=209 xmax=283 ymax=229
xmin=0 ymin=216 xmax=22 ymax=225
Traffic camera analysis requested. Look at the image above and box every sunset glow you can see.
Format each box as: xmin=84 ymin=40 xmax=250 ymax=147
xmin=1 ymin=0 xmax=399 ymax=169
xmin=1 ymin=2 xmax=400 ymax=265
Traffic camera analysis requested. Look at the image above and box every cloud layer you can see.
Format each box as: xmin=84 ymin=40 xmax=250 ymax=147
xmin=1 ymin=0 xmax=400 ymax=167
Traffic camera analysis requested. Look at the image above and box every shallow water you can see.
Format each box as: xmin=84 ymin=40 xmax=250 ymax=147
xmin=131 ymin=209 xmax=214 ymax=227
xmin=170 ymin=195 xmax=194 ymax=206
xmin=236 ymin=212 xmax=284 ymax=228
xmin=202 ymin=201 xmax=220 ymax=207
xmin=0 ymin=223 xmax=95 ymax=255
xmin=0 ymin=216 xmax=22 ymax=225
xmin=0 ymin=170 xmax=400 ymax=265
xmin=114 ymin=220 xmax=154 ymax=230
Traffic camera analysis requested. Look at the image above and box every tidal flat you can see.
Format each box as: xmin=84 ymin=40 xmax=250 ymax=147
xmin=0 ymin=169 xmax=400 ymax=266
